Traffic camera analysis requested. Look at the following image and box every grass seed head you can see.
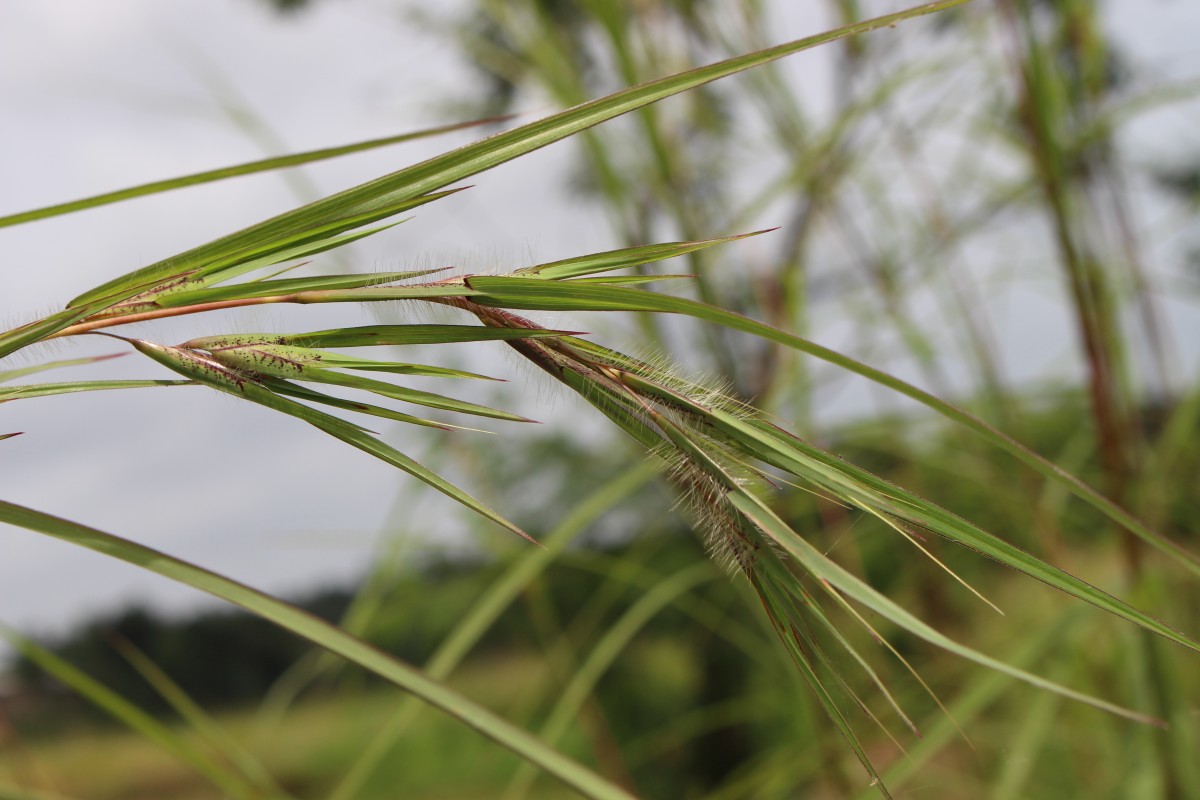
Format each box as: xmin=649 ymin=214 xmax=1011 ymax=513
xmin=654 ymin=436 xmax=762 ymax=575
xmin=205 ymin=344 xmax=319 ymax=378
xmin=128 ymin=339 xmax=250 ymax=393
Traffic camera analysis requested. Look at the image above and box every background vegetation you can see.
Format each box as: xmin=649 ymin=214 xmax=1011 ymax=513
xmin=2 ymin=1 xmax=1199 ymax=798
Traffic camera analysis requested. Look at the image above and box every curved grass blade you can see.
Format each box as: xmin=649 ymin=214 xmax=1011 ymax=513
xmin=0 ymin=432 xmax=23 ymax=441
xmin=0 ymin=379 xmax=193 ymax=402
xmin=0 ymin=300 xmax=113 ymax=359
xmin=260 ymin=377 xmax=488 ymax=433
xmin=205 ymin=324 xmax=576 ymax=349
xmin=726 ymin=417 xmax=1197 ymax=652
xmin=52 ymin=286 xmax=484 ymax=341
xmin=299 ymin=369 xmax=530 ymax=422
xmin=61 ymin=1 xmax=966 ymax=312
xmin=0 ymin=626 xmax=262 ymax=800
xmin=605 ymin=363 xmax=1198 ymax=653
xmin=725 ymin=489 xmax=1165 ymax=725
xmin=527 ymin=354 xmax=899 ymax=788
xmin=109 ymin=636 xmax=291 ymax=799
xmin=514 ymin=231 xmax=772 ymax=279
xmin=791 ymin=579 xmax=923 ymax=739
xmin=0 ymin=501 xmax=633 ymax=800
xmin=259 ymin=285 xmax=475 ymax=303
xmin=629 ymin=401 xmax=1171 ymax=728
xmin=200 ymin=355 xmax=532 ymax=423
xmin=154 ymin=269 xmax=446 ymax=309
xmin=566 ymin=274 xmax=695 ymax=286
xmin=813 ymin=573 xmax=965 ymax=744
xmin=194 ymin=222 xmax=405 ymax=286
xmin=856 ymin=607 xmax=1087 ymax=799
xmin=8 ymin=2 xmax=964 ymax=351
xmin=70 ymin=190 xmax=463 ymax=309
xmin=752 ymin=572 xmax=893 ymax=799
xmin=97 ymin=222 xmax=420 ymax=319
xmin=505 ymin=563 xmax=714 ymax=798
xmin=0 ymin=353 xmax=124 ymax=383
xmin=125 ymin=338 xmax=534 ymax=543
xmin=465 ymin=277 xmax=1200 ymax=576
xmin=0 ymin=117 xmax=509 ymax=229
xmin=328 ymin=463 xmax=659 ymax=800
xmin=191 ymin=343 xmax=499 ymax=381
xmin=290 ymin=353 xmax=498 ymax=381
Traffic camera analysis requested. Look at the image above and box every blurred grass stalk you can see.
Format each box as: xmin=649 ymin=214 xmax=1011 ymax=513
xmin=1000 ymin=1 xmax=1196 ymax=793
xmin=435 ymin=0 xmax=1199 ymax=795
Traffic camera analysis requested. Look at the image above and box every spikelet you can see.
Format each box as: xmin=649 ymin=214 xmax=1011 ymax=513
xmin=204 ymin=343 xmax=315 ymax=379
xmin=450 ymin=294 xmax=777 ymax=576
xmin=549 ymin=335 xmax=771 ymax=576
xmin=651 ymin=430 xmax=764 ymax=576
xmin=126 ymin=339 xmax=251 ymax=393
xmin=568 ymin=339 xmax=757 ymax=421
xmin=88 ymin=271 xmax=203 ymax=319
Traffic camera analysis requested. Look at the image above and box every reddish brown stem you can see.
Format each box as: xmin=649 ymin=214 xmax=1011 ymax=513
xmin=50 ymin=295 xmax=308 ymax=339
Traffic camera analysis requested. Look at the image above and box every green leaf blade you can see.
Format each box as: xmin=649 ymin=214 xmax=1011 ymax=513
xmin=514 ymin=231 xmax=772 ymax=280
xmin=154 ymin=269 xmax=445 ymax=308
xmin=126 ymin=338 xmax=534 ymax=543
xmin=0 ymin=116 xmax=509 ymax=230
xmin=59 ymin=0 xmax=965 ymax=318
xmin=726 ymin=490 xmax=1165 ymax=726
xmin=0 ymin=379 xmax=194 ymax=402
xmin=466 ymin=277 xmax=1200 ymax=578
xmin=0 ymin=501 xmax=628 ymax=800
xmin=0 ymin=627 xmax=260 ymax=799
xmin=228 ymin=324 xmax=575 ymax=349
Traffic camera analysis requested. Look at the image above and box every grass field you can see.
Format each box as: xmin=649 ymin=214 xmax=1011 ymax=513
xmin=2 ymin=651 xmax=591 ymax=800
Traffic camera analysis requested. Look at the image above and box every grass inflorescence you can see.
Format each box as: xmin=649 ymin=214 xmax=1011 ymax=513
xmin=3 ymin=0 xmax=1199 ymax=797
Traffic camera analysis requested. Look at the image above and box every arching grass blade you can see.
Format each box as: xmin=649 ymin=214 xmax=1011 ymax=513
xmin=0 ymin=627 xmax=263 ymax=800
xmin=0 ymin=380 xmax=193 ymax=402
xmin=0 ymin=116 xmax=509 ymax=229
xmin=465 ymin=277 xmax=1200 ymax=576
xmin=0 ymin=501 xmax=634 ymax=800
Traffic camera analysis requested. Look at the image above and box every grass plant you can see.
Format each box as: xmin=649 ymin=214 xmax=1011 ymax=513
xmin=2 ymin=1 xmax=1199 ymax=797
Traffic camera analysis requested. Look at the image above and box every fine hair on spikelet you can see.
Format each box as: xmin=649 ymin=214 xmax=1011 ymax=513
xmin=649 ymin=422 xmax=764 ymax=576
xmin=572 ymin=341 xmax=757 ymax=420
xmin=558 ymin=340 xmax=772 ymax=575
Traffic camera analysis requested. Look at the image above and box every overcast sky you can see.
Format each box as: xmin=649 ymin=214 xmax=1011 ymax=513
xmin=2 ymin=0 xmax=1198 ymax=649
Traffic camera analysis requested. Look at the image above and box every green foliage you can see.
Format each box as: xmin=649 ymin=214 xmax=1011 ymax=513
xmin=3 ymin=1 xmax=1199 ymax=798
